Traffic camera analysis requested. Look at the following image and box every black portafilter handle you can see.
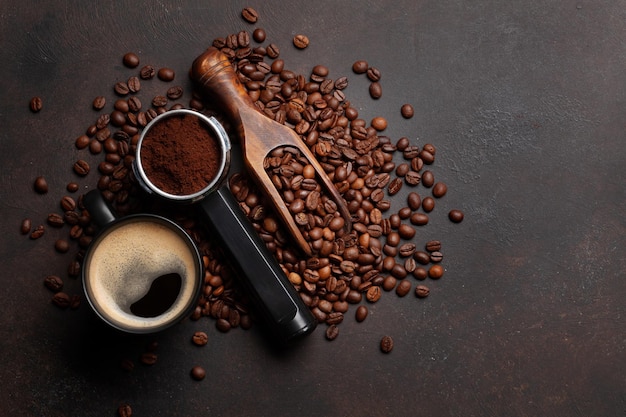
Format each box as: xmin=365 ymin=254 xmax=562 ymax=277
xmin=199 ymin=185 xmax=317 ymax=343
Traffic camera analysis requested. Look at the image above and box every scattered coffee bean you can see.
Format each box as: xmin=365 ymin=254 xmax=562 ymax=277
xmin=92 ymin=96 xmax=106 ymax=110
xmin=428 ymin=264 xmax=444 ymax=279
xmin=400 ymin=103 xmax=414 ymax=119
xmin=157 ymin=67 xmax=175 ymax=81
xmin=325 ymin=324 xmax=339 ymax=340
xmin=415 ymin=285 xmax=430 ymax=298
xmin=422 ymin=196 xmax=435 ymax=212
xmin=366 ymin=286 xmax=382 ymax=303
xmin=366 ymin=67 xmax=381 ymax=82
xmin=117 ymin=404 xmax=133 ymax=417
xmin=114 ymin=81 xmax=130 ymax=96
xmin=20 ymin=218 xmax=32 ymax=234
xmin=190 ymin=366 xmax=206 ymax=381
xmin=449 ymin=209 xmax=464 ymax=223
xmin=30 ymin=225 xmax=45 ymax=240
xmin=293 ymin=34 xmax=310 ymax=49
xmin=425 ymin=240 xmax=441 ymax=252
xmin=52 ymin=292 xmax=70 ymax=309
xmin=47 ymin=213 xmax=65 ymax=228
xmin=395 ymin=279 xmax=412 ymax=297
xmin=432 ymin=182 xmax=448 ymax=198
xmin=33 ymin=176 xmax=48 ymax=194
xmin=430 ymin=251 xmax=443 ymax=263
xmin=410 ymin=212 xmax=429 ymax=226
xmin=166 ymin=86 xmax=184 ymax=100
xmin=380 ymin=335 xmax=394 ymax=353
xmin=371 ymin=116 xmax=387 ymax=131
xmin=66 ymin=182 xmax=79 ymax=192
xmin=123 ymin=52 xmax=140 ymax=68
xmin=44 ymin=275 xmax=64 ymax=292
xmin=73 ymin=160 xmax=90 ymax=176
xmin=352 ymin=60 xmax=368 ymax=74
xmin=192 ymin=331 xmax=208 ymax=346
xmin=369 ymin=81 xmax=382 ymax=99
xmin=139 ymin=352 xmax=157 ymax=365
xmin=241 ymin=7 xmax=259 ymax=23
xmin=54 ymin=239 xmax=70 ymax=253
xmin=29 ymin=96 xmax=43 ymax=113
xmin=127 ymin=76 xmax=141 ymax=93
xmin=355 ymin=305 xmax=368 ymax=322
xmin=139 ymin=65 xmax=156 ymax=80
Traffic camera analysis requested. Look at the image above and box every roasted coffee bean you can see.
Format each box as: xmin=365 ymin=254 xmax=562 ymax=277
xmin=352 ymin=60 xmax=368 ymax=74
xmin=75 ymin=134 xmax=90 ymax=149
xmin=117 ymin=404 xmax=133 ymax=417
xmin=404 ymin=257 xmax=417 ymax=273
xmin=29 ymin=96 xmax=43 ymax=112
xmin=60 ymin=196 xmax=76 ymax=211
xmin=395 ymin=279 xmax=411 ymax=297
xmin=366 ymin=67 xmax=381 ymax=82
xmin=114 ymin=82 xmax=129 ymax=96
xmin=414 ymin=251 xmax=431 ymax=265
xmin=152 ymin=95 xmax=168 ymax=107
xmin=67 ymin=260 xmax=81 ymax=277
xmin=413 ymin=267 xmax=428 ymax=280
xmin=293 ymin=34 xmax=310 ymax=49
xmin=429 ymin=264 xmax=444 ymax=279
xmin=415 ymin=285 xmax=430 ymax=298
xmin=366 ymin=286 xmax=382 ymax=303
xmin=380 ymin=335 xmax=394 ymax=353
xmin=166 ymin=86 xmax=184 ymax=100
xmin=34 ymin=176 xmax=48 ymax=194
xmin=433 ymin=182 xmax=448 ymax=198
xmin=355 ymin=305 xmax=368 ymax=322
xmin=190 ymin=366 xmax=206 ymax=381
xmin=396 ymin=163 xmax=410 ymax=177
xmin=449 ymin=209 xmax=464 ymax=223
xmin=47 ymin=213 xmax=65 ymax=227
xmin=421 ymin=170 xmax=434 ymax=187
xmin=325 ymin=324 xmax=339 ymax=340
xmin=399 ymin=243 xmax=416 ymax=257
xmin=404 ymin=171 xmax=421 ymax=186
xmin=430 ymin=251 xmax=443 ymax=263
xmin=52 ymin=292 xmax=70 ymax=309
xmin=266 ymin=43 xmax=280 ymax=58
xmin=216 ymin=318 xmax=231 ymax=332
xmin=398 ymin=224 xmax=416 ymax=240
xmin=44 ymin=275 xmax=64 ymax=292
xmin=192 ymin=331 xmax=208 ymax=346
xmin=422 ymin=196 xmax=435 ymax=212
xmin=371 ymin=116 xmax=387 ymax=131
xmin=425 ymin=240 xmax=441 ymax=252
xmin=369 ymin=82 xmax=382 ymax=99
xmin=123 ymin=52 xmax=140 ymax=68
xmin=407 ymin=192 xmax=421 ymax=210
xmin=157 ymin=67 xmax=175 ymax=81
xmin=401 ymin=103 xmax=414 ymax=119
xmin=388 ymin=177 xmax=402 ymax=195
xmin=241 ymin=7 xmax=259 ymax=23
xmin=140 ymin=352 xmax=158 ymax=365
xmin=253 ymin=28 xmax=266 ymax=43
xmin=382 ymin=275 xmax=397 ymax=291
xmin=73 ymin=160 xmax=90 ymax=176
xmin=92 ymin=96 xmax=106 ymax=110
xmin=20 ymin=218 xmax=32 ymax=234
xmin=139 ymin=65 xmax=156 ymax=79
xmin=30 ymin=225 xmax=45 ymax=240
xmin=410 ymin=212 xmax=429 ymax=226
xmin=54 ymin=239 xmax=70 ymax=253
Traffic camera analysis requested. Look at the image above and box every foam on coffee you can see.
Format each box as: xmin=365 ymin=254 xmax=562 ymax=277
xmin=84 ymin=217 xmax=200 ymax=332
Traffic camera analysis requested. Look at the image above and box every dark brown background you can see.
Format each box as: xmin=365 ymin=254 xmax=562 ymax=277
xmin=1 ymin=1 xmax=624 ymax=416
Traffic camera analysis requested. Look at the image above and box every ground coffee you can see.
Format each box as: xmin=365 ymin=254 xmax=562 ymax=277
xmin=141 ymin=114 xmax=221 ymax=196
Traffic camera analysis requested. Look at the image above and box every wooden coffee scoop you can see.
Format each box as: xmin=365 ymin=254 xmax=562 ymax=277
xmin=190 ymin=47 xmax=351 ymax=257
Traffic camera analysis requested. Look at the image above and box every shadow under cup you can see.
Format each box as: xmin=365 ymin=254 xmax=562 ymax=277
xmin=82 ymin=214 xmax=203 ymax=333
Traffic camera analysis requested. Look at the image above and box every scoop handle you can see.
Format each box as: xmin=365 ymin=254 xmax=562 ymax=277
xmin=198 ymin=185 xmax=317 ymax=342
xmin=190 ymin=47 xmax=256 ymax=141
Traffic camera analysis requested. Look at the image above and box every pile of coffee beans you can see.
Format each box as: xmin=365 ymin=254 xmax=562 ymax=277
xmin=24 ymin=7 xmax=464 ymax=397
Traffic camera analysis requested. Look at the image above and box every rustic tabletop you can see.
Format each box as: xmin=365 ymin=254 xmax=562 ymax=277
xmin=1 ymin=1 xmax=625 ymax=416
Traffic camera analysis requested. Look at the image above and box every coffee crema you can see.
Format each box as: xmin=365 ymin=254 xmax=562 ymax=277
xmin=83 ymin=216 xmax=200 ymax=333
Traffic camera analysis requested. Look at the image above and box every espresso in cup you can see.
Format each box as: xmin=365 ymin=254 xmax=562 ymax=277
xmin=82 ymin=215 xmax=202 ymax=333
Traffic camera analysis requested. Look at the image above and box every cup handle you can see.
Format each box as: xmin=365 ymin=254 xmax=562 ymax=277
xmin=83 ymin=190 xmax=117 ymax=227
xmin=198 ymin=185 xmax=317 ymax=343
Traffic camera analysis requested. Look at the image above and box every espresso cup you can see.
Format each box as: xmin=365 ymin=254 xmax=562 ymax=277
xmin=82 ymin=191 xmax=203 ymax=333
